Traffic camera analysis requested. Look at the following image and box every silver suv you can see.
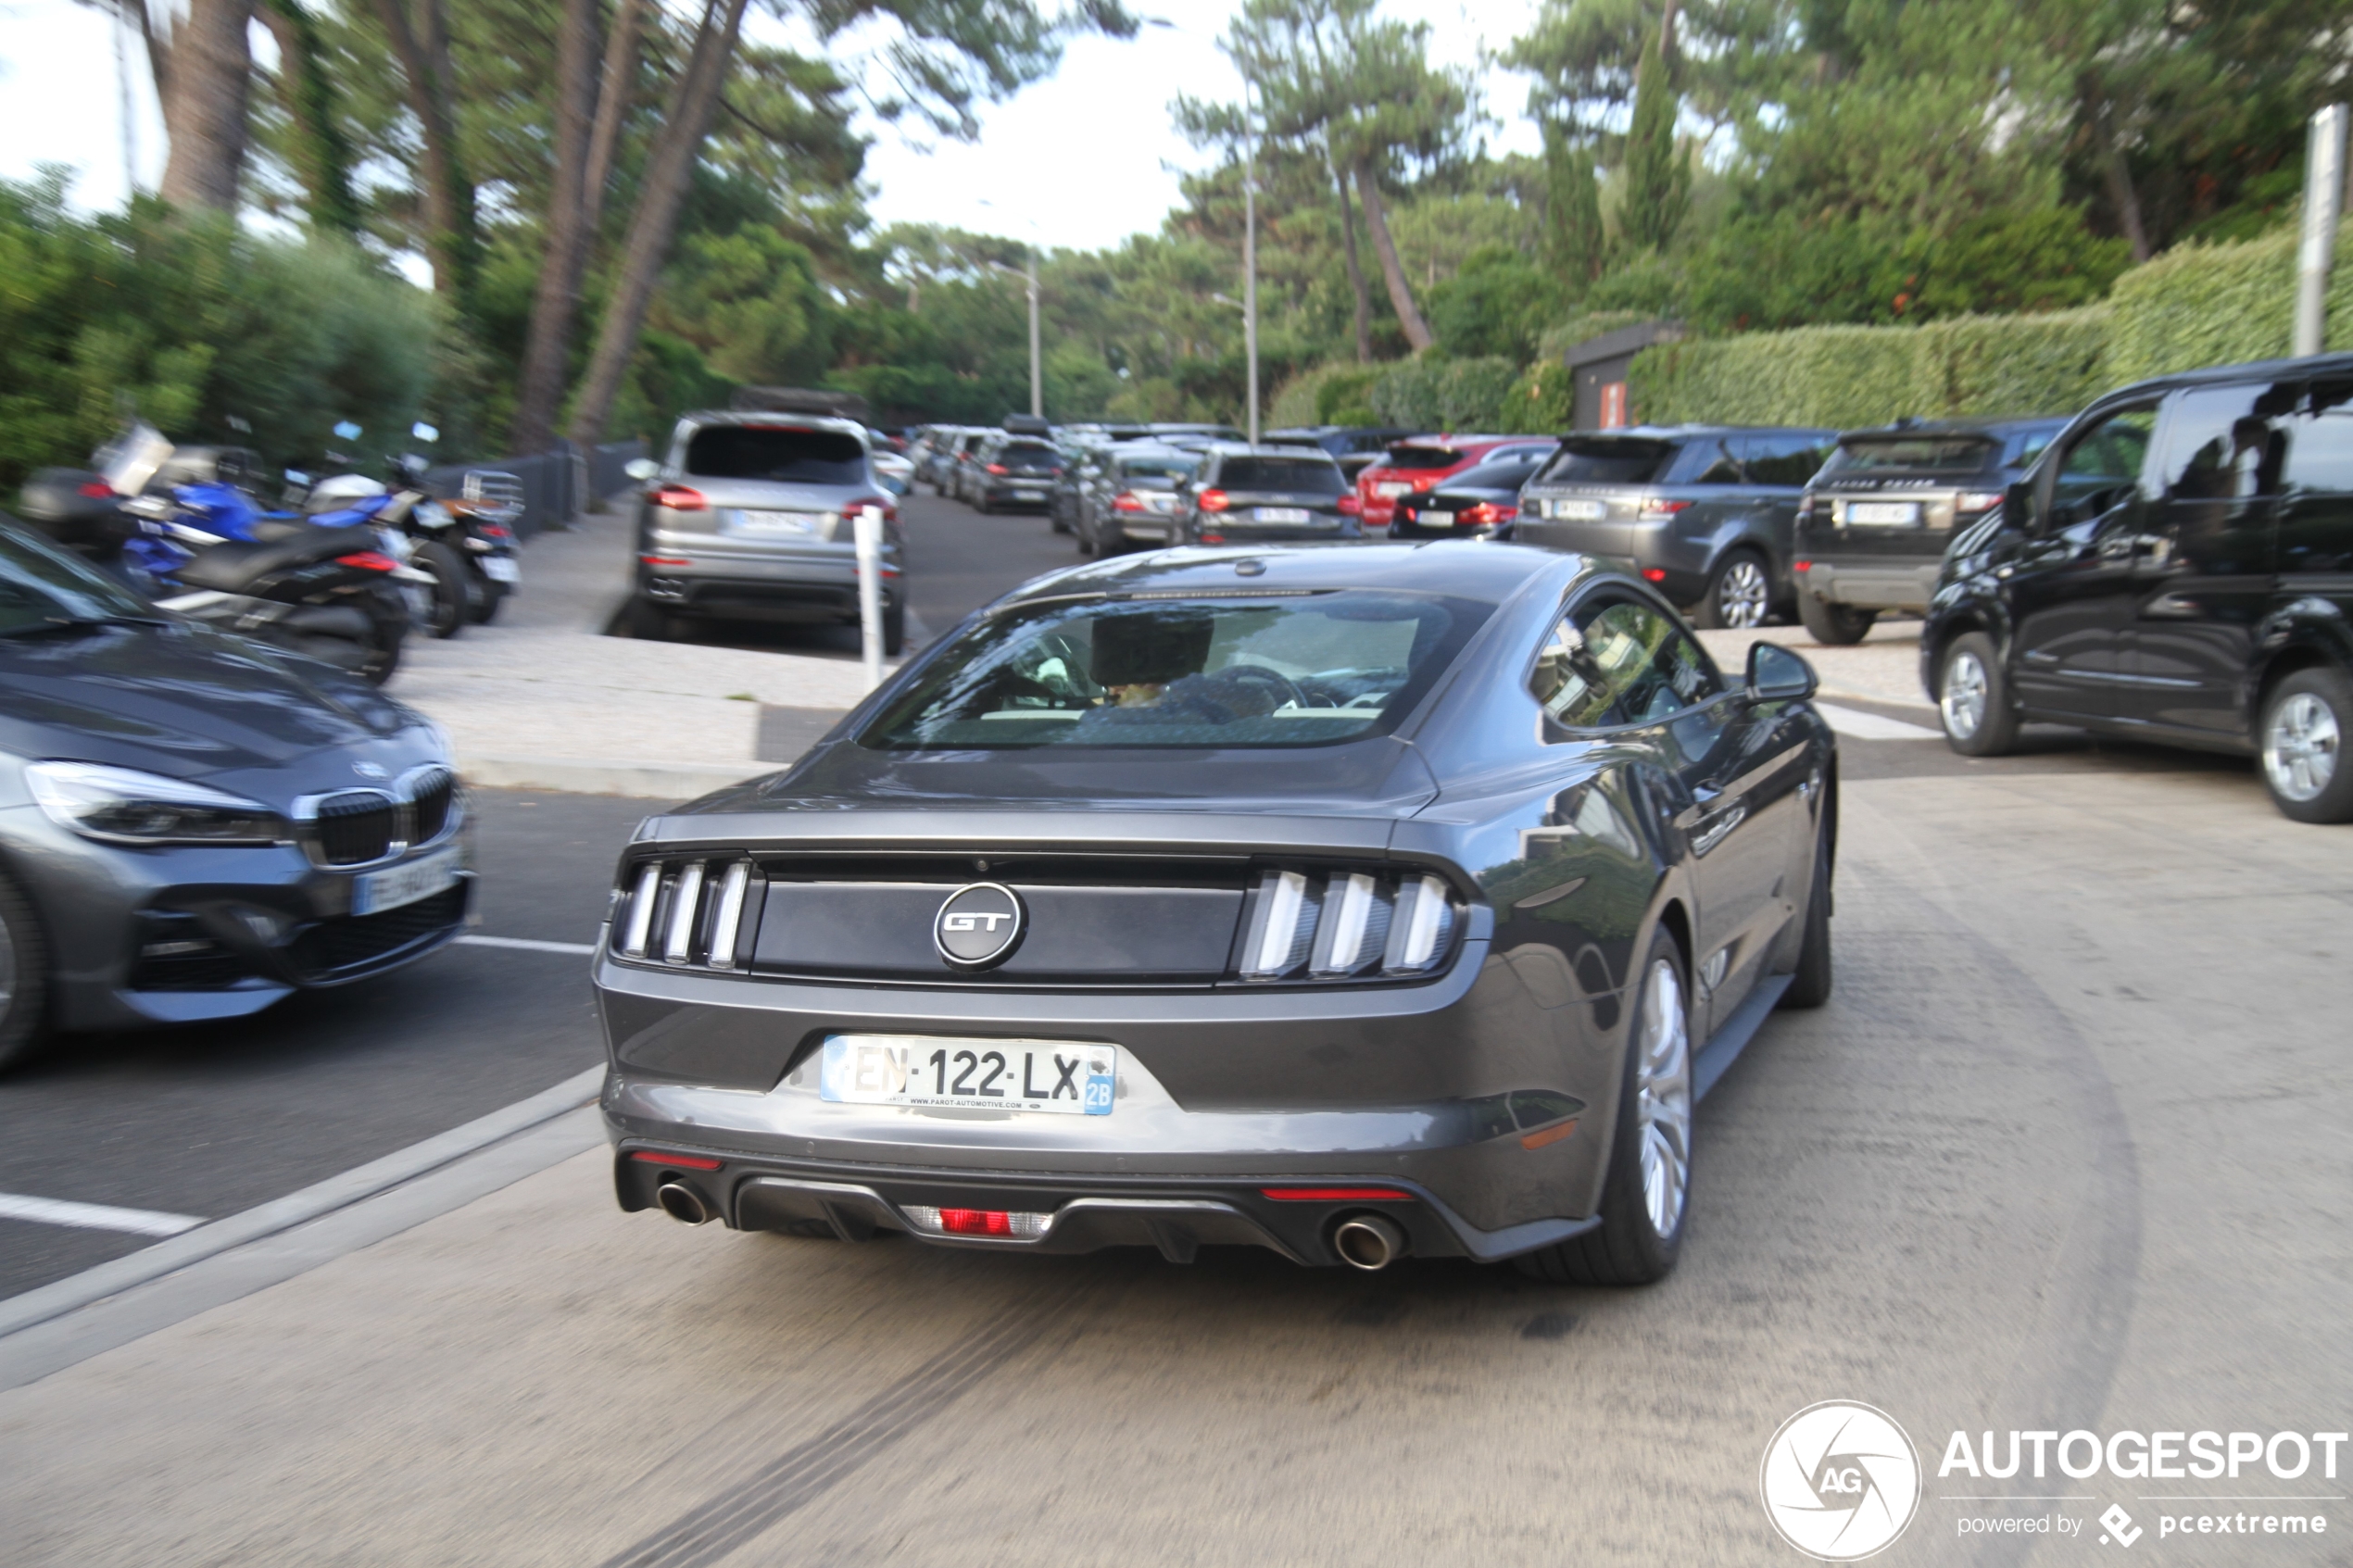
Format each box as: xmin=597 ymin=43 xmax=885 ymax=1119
xmin=626 ymin=412 xmax=905 ymax=651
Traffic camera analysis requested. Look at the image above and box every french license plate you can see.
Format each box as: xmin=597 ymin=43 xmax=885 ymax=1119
xmin=1376 ymin=481 xmax=1414 ymax=497
xmin=725 ymin=509 xmax=826 ymax=536
xmin=481 ymin=557 xmax=520 ymax=583
xmin=1551 ymin=498 xmax=1607 ymax=521
xmin=1846 ymin=501 xmax=1921 ymax=526
xmin=1419 ymin=511 xmax=1453 ymax=526
xmin=352 ymin=846 xmax=460 ymax=916
xmin=1254 ymin=507 xmax=1311 ymax=522
xmin=820 ymin=1035 xmax=1114 ymax=1116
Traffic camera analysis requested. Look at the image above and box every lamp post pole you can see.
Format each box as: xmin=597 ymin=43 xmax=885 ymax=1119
xmin=1243 ymin=94 xmax=1260 ymax=445
xmin=1026 ymin=250 xmax=1043 ymax=419
xmin=2295 ymin=104 xmax=2348 ymax=358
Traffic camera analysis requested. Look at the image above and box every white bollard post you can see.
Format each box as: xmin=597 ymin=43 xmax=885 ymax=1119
xmin=2294 ymin=104 xmax=2347 ymax=358
xmin=854 ymin=504 xmax=885 ymax=693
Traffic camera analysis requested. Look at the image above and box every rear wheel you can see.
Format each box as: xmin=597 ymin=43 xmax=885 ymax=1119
xmin=2259 ymin=666 xmax=2353 ymax=823
xmin=0 ymin=869 xmax=50 ymax=1073
xmin=1692 ymin=549 xmax=1771 ymax=631
xmin=413 ymin=540 xmax=469 ymax=639
xmin=1515 ymin=927 xmax=1692 ymax=1286
xmin=628 ymin=597 xmax=675 ymax=642
xmin=1796 ymin=591 xmax=1878 ymax=646
xmin=469 ymin=576 xmax=508 ymax=625
xmin=1937 ymin=631 xmax=2019 ymax=757
xmin=882 ymin=598 xmax=906 ymax=658
xmin=1779 ymin=818 xmax=1835 ymax=1010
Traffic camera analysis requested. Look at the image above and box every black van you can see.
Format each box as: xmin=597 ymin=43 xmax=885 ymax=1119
xmin=1922 ymin=357 xmax=2353 ymax=822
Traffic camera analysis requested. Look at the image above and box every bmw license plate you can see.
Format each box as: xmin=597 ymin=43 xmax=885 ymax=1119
xmin=481 ymin=557 xmax=520 ymax=583
xmin=725 ymin=509 xmax=826 ymax=536
xmin=1846 ymin=501 xmax=1921 ymax=526
xmin=1253 ymin=507 xmax=1311 ymax=522
xmin=820 ymin=1035 xmax=1114 ymax=1116
xmin=352 ymin=846 xmax=460 ymax=916
xmin=1551 ymin=498 xmax=1607 ymax=521
xmin=1376 ymin=481 xmax=1414 ymax=496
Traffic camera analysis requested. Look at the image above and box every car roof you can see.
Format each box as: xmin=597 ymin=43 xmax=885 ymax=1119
xmin=1003 ymin=541 xmax=1591 ymax=610
xmin=1202 ymin=443 xmax=1343 ymax=460
xmin=1834 ymin=417 xmax=2069 ymax=442
xmin=677 ymin=410 xmax=866 ymax=439
xmin=2102 ymin=350 xmax=2353 ymax=400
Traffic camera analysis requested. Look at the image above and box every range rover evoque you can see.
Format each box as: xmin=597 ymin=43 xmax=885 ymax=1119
xmin=595 ymin=544 xmax=1837 ymax=1283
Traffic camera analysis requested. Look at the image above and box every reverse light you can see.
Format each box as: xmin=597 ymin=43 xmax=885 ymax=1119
xmin=1636 ymin=500 xmax=1692 ymax=522
xmin=27 ymin=760 xmax=283 ymax=846
xmin=335 ymin=551 xmax=401 ymax=572
xmin=1197 ymin=488 xmax=1230 ymax=512
xmin=649 ymin=484 xmax=707 ymax=511
xmin=629 ymin=1149 xmax=723 ymax=1171
xmin=1261 ymin=1186 xmax=1416 ymax=1202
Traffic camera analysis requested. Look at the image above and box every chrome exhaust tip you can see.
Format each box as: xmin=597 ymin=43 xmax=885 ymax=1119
xmin=655 ymin=1182 xmax=711 ymax=1225
xmin=1332 ymin=1213 xmax=1406 ymax=1272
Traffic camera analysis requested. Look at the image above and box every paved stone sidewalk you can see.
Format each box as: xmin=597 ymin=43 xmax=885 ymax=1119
xmin=391 ymin=509 xmax=880 ymax=796
xmin=1694 ymin=618 xmax=1931 ymax=711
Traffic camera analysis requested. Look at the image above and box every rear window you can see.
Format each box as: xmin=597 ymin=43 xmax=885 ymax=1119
xmin=1118 ymin=453 xmax=1198 ymax=481
xmin=863 ymin=591 xmax=1491 ymax=750
xmin=1384 ymin=445 xmax=1465 ymax=470
xmin=998 ymin=442 xmax=1059 ymax=464
xmin=1445 ymin=456 xmax=1545 ymax=490
xmin=1535 ymin=439 xmax=1679 ymax=486
xmin=1823 ymin=436 xmax=1999 ymax=475
xmin=1215 ymin=457 xmax=1347 ymax=494
xmin=685 ymin=426 xmax=866 ymax=485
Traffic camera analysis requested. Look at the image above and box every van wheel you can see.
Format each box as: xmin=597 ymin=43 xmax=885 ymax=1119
xmin=1796 ymin=592 xmax=1877 ymax=646
xmin=0 ymin=870 xmax=52 ymax=1073
xmin=1514 ymin=927 xmax=1692 ymax=1286
xmin=2259 ymin=666 xmax=2353 ymax=823
xmin=1692 ymin=549 xmax=1771 ymax=630
xmin=1937 ymin=631 xmax=2019 ymax=757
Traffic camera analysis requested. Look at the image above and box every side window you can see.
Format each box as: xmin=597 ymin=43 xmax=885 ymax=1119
xmin=2051 ymin=406 xmax=2158 ymax=523
xmin=1669 ymin=439 xmax=1744 ymax=485
xmin=1740 ymin=433 xmax=1831 ymax=486
xmin=2281 ymin=381 xmax=2353 ymax=495
xmin=1529 ymin=597 xmax=1720 ymax=729
xmin=2159 ymin=385 xmax=2287 ymax=501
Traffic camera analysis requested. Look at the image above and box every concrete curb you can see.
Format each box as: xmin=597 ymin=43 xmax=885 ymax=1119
xmin=1818 ymin=681 xmax=1936 ymax=715
xmin=459 ymin=756 xmax=777 ymax=798
xmin=0 ymin=1066 xmax=606 ymax=1343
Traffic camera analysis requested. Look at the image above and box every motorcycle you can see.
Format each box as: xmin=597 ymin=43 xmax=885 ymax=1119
xmin=442 ymin=469 xmax=523 ymax=625
xmin=288 ymin=443 xmax=521 ymax=637
xmin=16 ymin=424 xmax=414 ymax=684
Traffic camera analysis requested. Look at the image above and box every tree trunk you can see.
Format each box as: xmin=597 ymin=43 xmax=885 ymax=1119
xmin=2086 ymin=81 xmax=2152 ymax=263
xmin=258 ymin=0 xmax=359 ymax=232
xmin=509 ymin=0 xmax=604 ymax=454
xmin=584 ymin=0 xmax=648 ymax=234
xmin=567 ymin=0 xmax=751 ymax=447
xmin=369 ymin=0 xmax=478 ymax=302
xmin=151 ymin=0 xmax=253 ymax=212
xmin=1351 ymin=157 xmax=1432 ymax=353
xmin=1327 ymin=146 xmax=1372 ymax=362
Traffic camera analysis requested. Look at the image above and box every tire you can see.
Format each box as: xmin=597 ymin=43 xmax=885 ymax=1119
xmin=1692 ymin=549 xmax=1772 ymax=631
xmin=1795 ymin=591 xmax=1878 ymax=646
xmin=628 ymin=596 xmax=673 ymax=641
xmin=413 ymin=540 xmax=469 ymax=639
xmin=469 ymin=576 xmax=508 ymax=625
xmin=882 ymin=598 xmax=906 ymax=658
xmin=1936 ymin=630 xmax=2019 ymax=757
xmin=1076 ymin=511 xmax=1100 ymax=558
xmin=1779 ymin=817 xmax=1834 ymax=1010
xmin=1051 ymin=504 xmax=1071 ymax=535
xmin=354 ymin=590 xmax=405 ymax=685
xmin=2258 ymin=665 xmax=2353 ymax=823
xmin=1514 ymin=927 xmax=1692 ymax=1286
xmin=0 ymin=868 xmax=52 ymax=1073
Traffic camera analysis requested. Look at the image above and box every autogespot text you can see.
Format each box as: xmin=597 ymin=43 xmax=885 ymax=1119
xmin=1939 ymin=1429 xmax=2348 ymax=1481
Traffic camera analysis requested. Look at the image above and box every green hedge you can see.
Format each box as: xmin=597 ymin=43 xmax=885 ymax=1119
xmin=1368 ymin=356 xmax=1520 ymax=430
xmin=2105 ymin=220 xmax=2353 ymax=382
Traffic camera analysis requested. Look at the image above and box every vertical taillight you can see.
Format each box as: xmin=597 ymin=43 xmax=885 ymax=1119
xmin=615 ymin=857 xmax=755 ymax=968
xmin=621 ymin=864 xmax=661 ymax=958
xmin=1241 ymin=870 xmax=1459 ymax=981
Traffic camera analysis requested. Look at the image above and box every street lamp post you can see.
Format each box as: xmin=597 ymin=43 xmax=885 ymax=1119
xmin=1243 ymin=100 xmax=1260 ymax=445
xmin=985 ymin=257 xmax=1044 ymax=420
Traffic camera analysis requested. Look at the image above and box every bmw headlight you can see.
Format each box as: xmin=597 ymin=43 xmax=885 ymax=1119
xmin=26 ymin=761 xmax=284 ymax=846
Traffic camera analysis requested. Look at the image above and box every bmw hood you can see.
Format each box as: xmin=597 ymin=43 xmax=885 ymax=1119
xmin=0 ymin=621 xmax=427 ymax=781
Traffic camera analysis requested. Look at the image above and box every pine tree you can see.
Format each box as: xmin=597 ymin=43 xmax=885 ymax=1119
xmin=1543 ymin=120 xmax=1604 ymax=289
xmin=1620 ymin=29 xmax=1688 ymax=254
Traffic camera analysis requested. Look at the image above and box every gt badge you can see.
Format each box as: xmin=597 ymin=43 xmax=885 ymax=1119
xmin=933 ymin=882 xmax=1026 ymax=972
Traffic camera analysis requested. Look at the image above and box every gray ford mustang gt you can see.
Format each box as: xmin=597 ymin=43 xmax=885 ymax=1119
xmin=596 ymin=543 xmax=1836 ymax=1284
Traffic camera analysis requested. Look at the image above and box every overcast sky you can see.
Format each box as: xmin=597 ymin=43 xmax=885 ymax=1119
xmin=0 ymin=0 xmax=1541 ymax=258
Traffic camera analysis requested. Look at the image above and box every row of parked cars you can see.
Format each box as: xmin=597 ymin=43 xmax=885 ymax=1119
xmin=913 ymin=356 xmax=2353 ymax=824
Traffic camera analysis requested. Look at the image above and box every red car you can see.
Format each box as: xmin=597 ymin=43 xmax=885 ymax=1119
xmin=1355 ymin=435 xmax=1561 ymax=530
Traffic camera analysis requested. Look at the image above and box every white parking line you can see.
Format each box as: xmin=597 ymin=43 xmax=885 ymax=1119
xmin=456 ymin=935 xmax=599 ymax=956
xmin=0 ymin=1193 xmax=205 ymax=1237
xmin=1816 ymin=702 xmax=1944 ymax=742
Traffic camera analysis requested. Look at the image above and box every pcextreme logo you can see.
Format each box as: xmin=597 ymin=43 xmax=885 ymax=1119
xmin=1761 ymin=1401 xmax=1924 ymax=1562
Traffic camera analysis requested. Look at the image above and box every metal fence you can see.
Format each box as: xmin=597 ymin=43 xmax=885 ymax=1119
xmin=424 ymin=438 xmax=645 ymax=538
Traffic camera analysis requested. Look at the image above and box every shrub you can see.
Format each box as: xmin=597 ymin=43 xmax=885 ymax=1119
xmin=1265 ymin=362 xmax=1378 ymax=428
xmin=2103 ymin=220 xmax=2353 ymax=383
xmin=1368 ymin=355 xmax=1520 ymax=431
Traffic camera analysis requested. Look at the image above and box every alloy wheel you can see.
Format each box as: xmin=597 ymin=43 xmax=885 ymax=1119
xmin=0 ymin=911 xmax=14 ymax=1016
xmin=2264 ymin=692 xmax=2341 ymax=803
xmin=1634 ymin=957 xmax=1692 ymax=1239
xmin=1942 ymin=649 xmax=1988 ymax=740
xmin=1716 ymin=558 xmax=1768 ymax=629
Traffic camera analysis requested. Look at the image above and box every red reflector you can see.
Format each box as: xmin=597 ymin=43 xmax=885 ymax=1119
xmin=1642 ymin=568 xmax=1667 ymax=583
xmin=1793 ymin=559 xmax=1812 ymax=572
xmin=939 ymin=1208 xmax=1013 ymax=1236
xmin=1200 ymin=533 xmax=1225 ymax=545
xmin=1113 ymin=492 xmax=1145 ymax=512
xmin=641 ymin=555 xmax=692 ymax=566
xmin=1260 ymin=1186 xmax=1416 ymax=1202
xmin=1336 ymin=494 xmax=1362 ymax=516
xmin=629 ymin=1149 xmax=722 ymax=1171
xmin=78 ymin=481 xmax=116 ymax=498
xmin=649 ymin=485 xmax=706 ymax=511
xmin=335 ymin=551 xmax=400 ymax=572
xmin=1197 ymin=488 xmax=1229 ymax=512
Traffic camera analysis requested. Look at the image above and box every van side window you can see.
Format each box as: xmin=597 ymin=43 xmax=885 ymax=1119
xmin=2282 ymin=382 xmax=2353 ymax=495
xmin=2161 ymin=385 xmax=2287 ymax=501
xmin=1741 ymin=433 xmax=1831 ymax=486
xmin=2051 ymin=406 xmax=2158 ymax=524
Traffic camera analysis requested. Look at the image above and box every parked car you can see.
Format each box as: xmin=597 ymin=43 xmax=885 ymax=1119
xmin=1793 ymin=417 xmax=2065 ymax=644
xmin=1045 ymin=439 xmax=1107 ymax=535
xmin=0 ymin=518 xmax=470 ymax=1070
xmin=939 ymin=429 xmax=993 ymax=496
xmin=1076 ymin=442 xmax=1200 ymax=556
xmin=1356 ymin=436 xmax=1560 ymax=530
xmin=624 ymin=411 xmax=905 ymax=653
xmin=962 ymin=433 xmax=1064 ymax=512
xmin=1390 ymin=445 xmax=1560 ymax=543
xmin=1516 ymin=427 xmax=1840 ymax=630
xmin=910 ymin=427 xmax=967 ymax=491
xmin=1176 ymin=445 xmax=1364 ymax=545
xmin=1924 ymin=358 xmax=2353 ymax=822
xmin=1265 ymin=425 xmax=1417 ymax=483
xmin=596 ymin=544 xmax=1835 ymax=1283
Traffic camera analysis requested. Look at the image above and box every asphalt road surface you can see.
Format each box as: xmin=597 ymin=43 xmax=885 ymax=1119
xmin=6 ymin=497 xmax=2348 ymax=1566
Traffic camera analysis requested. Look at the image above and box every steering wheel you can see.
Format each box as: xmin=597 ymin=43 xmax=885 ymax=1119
xmin=1216 ymin=663 xmax=1308 ymax=712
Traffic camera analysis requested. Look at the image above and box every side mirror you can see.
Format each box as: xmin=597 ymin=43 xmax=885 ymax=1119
xmin=2005 ymin=479 xmax=2035 ymax=533
xmin=624 ymin=457 xmax=658 ymax=483
xmin=1746 ymin=641 xmax=1818 ymax=703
